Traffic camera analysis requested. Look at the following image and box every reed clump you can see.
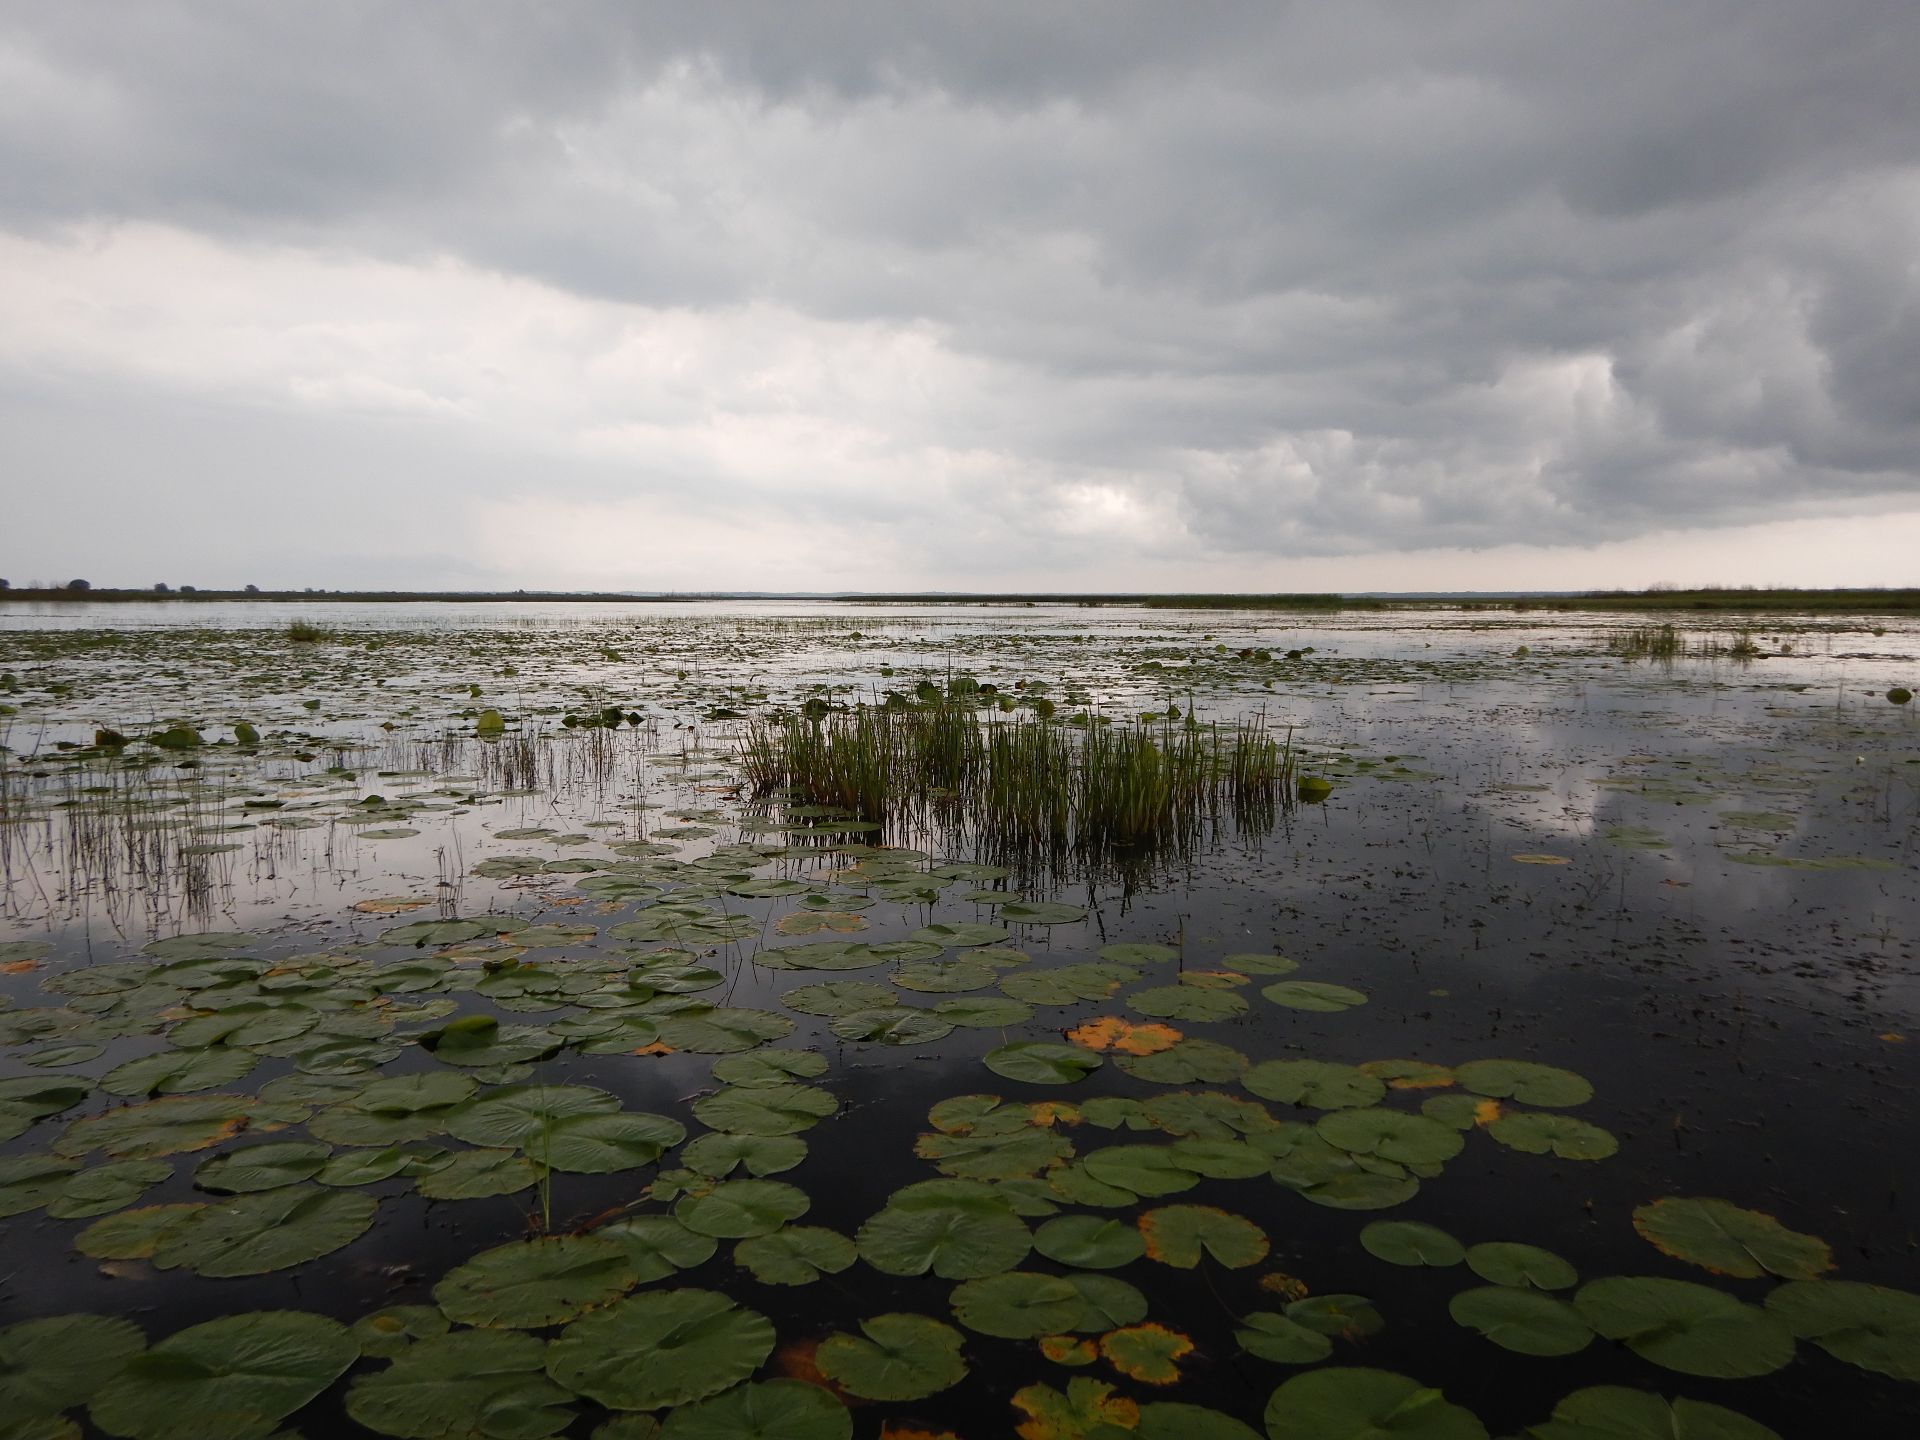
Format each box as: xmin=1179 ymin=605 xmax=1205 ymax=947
xmin=286 ymin=619 xmax=332 ymax=643
xmin=741 ymin=705 xmax=1293 ymax=858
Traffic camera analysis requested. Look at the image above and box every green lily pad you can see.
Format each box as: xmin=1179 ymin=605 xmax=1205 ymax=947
xmin=0 ymin=1314 xmax=145 ymax=1421
xmin=1261 ymin=981 xmax=1368 ymax=1012
xmin=1264 ymin=1368 xmax=1487 ymax=1440
xmin=1455 ymin=1060 xmax=1592 ymax=1107
xmin=676 ymin=1179 xmax=809 ymax=1238
xmin=934 ymin=996 xmax=1036 ymax=1028
xmin=1119 ymin=1039 xmax=1248 ymax=1084
xmin=43 ymin=1159 xmax=172 ymax=1219
xmin=684 ymin=1132 xmax=806 ymax=1178
xmin=783 ymin=981 xmax=898 ymax=1016
xmin=1360 ymin=1221 xmax=1465 ymax=1268
xmin=734 ymin=1225 xmax=857 ymax=1285
xmin=89 ymin=1311 xmax=356 ymax=1440
xmin=691 ymin=1084 xmax=838 ymax=1136
xmin=1765 ymin=1280 xmax=1920 ymax=1381
xmin=911 ymin=922 xmax=1010 ymax=948
xmin=547 ymin=1289 xmax=774 ymax=1410
xmin=1450 ymin=1287 xmax=1592 ymax=1356
xmin=434 ymin=1236 xmax=637 ymax=1329
xmin=829 ymin=1006 xmax=954 ymax=1046
xmin=1139 ymin=1204 xmax=1269 ymax=1268
xmin=892 ymin=960 xmax=998 ymax=993
xmin=1237 ymin=1310 xmax=1334 ymax=1364
xmin=1574 ymin=1277 xmax=1793 ymax=1378
xmin=1034 ymin=1214 xmax=1148 ymax=1269
xmin=817 ymin=1312 xmax=967 ymax=1401
xmin=999 ymin=902 xmax=1088 ymax=925
xmin=349 ymin=1306 xmax=450 ymax=1359
xmin=858 ymin=1180 xmax=1032 ymax=1279
xmin=1487 ymin=1112 xmax=1617 ymax=1161
xmin=1100 ymin=943 xmax=1181 ymax=964
xmin=346 ymin=1329 xmax=573 ymax=1440
xmin=1465 ymin=1242 xmax=1577 ymax=1290
xmin=73 ymin=1203 xmax=204 ymax=1259
xmin=710 ymin=1050 xmax=829 ymax=1086
xmin=151 ymin=1186 xmax=377 ymax=1276
xmin=415 ymin=1149 xmax=539 ymax=1200
xmin=1127 ymin=986 xmax=1249 ymax=1022
xmin=1317 ymin=1109 xmax=1464 ymax=1166
xmin=1632 ymin=1197 xmax=1833 ymax=1280
xmin=193 ymin=1141 xmax=331 ymax=1194
xmin=659 ymin=1008 xmax=794 ymax=1053
xmin=56 ymin=1093 xmax=253 ymax=1159
xmin=597 ymin=1214 xmax=717 ymax=1281
xmin=1243 ymin=1061 xmax=1385 ymax=1109
xmin=657 ymin=1378 xmax=850 ymax=1440
xmin=1525 ymin=1386 xmax=1780 ymax=1440
xmin=952 ymin=1271 xmax=1086 ymax=1338
xmin=984 ymin=1042 xmax=1102 ymax=1085
xmin=1082 ymin=1145 xmax=1199 ymax=1199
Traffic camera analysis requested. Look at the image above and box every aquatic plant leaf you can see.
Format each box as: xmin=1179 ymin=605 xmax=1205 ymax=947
xmin=710 ymin=1050 xmax=828 ymax=1086
xmin=659 ymin=1007 xmax=793 ymax=1053
xmin=734 ymin=1225 xmax=857 ymax=1284
xmin=935 ymin=996 xmax=1037 ymax=1027
xmin=1573 ymin=1277 xmax=1793 ymax=1378
xmin=1119 ymin=1039 xmax=1247 ymax=1084
xmin=349 ymin=1306 xmax=449 ymax=1359
xmin=546 ymin=1289 xmax=774 ymax=1410
xmin=152 ymin=1185 xmax=376 ymax=1276
xmin=89 ymin=1311 xmax=356 ymax=1440
xmin=1449 ymin=1287 xmax=1592 ymax=1356
xmin=858 ymin=1180 xmax=1032 ymax=1278
xmin=817 ymin=1312 xmax=967 ymax=1400
xmin=1127 ymin=986 xmax=1248 ymax=1022
xmin=98 ymin=1041 xmax=258 ymax=1098
xmin=912 ymin=922 xmax=1010 ymax=947
xmin=1289 ymin=1294 xmax=1386 ymax=1339
xmin=415 ymin=1148 xmax=538 ymax=1199
xmin=1034 ymin=1215 xmax=1148 ymax=1269
xmin=1082 ymin=1145 xmax=1199 ymax=1198
xmin=916 ymin=1126 xmax=1074 ymax=1181
xmin=1235 ymin=1311 xmax=1333 ymax=1364
xmin=38 ymin=1159 xmax=169 ymax=1219
xmin=597 ymin=1214 xmax=717 ymax=1281
xmin=953 ymin=1271 xmax=1087 ymax=1338
xmin=684 ymin=1131 xmax=806 ymax=1178
xmin=676 ymin=1178 xmax=809 ymax=1238
xmin=692 ymin=1083 xmax=838 ymax=1135
xmin=1316 ymin=1109 xmax=1464 ymax=1166
xmin=0 ymin=1314 xmax=145 ymax=1419
xmin=1139 ymin=1205 xmax=1268 ymax=1269
xmin=1360 ymin=1221 xmax=1465 ymax=1267
xmin=784 ymin=980 xmax=897 ymax=1016
xmin=434 ymin=1236 xmax=637 ymax=1329
xmin=985 ymin=1042 xmax=1103 ymax=1085
xmin=657 ymin=1378 xmax=850 ymax=1440
xmin=0 ymin=1154 xmax=81 ymax=1217
xmin=1066 ymin=1018 xmax=1182 ymax=1056
xmin=1465 ymin=1242 xmax=1577 ymax=1290
xmin=346 ymin=1330 xmax=573 ymax=1440
xmin=1764 ymin=1280 xmax=1920 ymax=1381
xmin=730 ymin=878 xmax=810 ymax=897
xmin=1631 ymin=1197 xmax=1833 ymax=1280
xmin=1136 ymin=1403 xmax=1262 ymax=1440
xmin=1264 ymin=1368 xmax=1487 ymax=1440
xmin=73 ymin=1203 xmax=204 ymax=1259
xmin=1260 ymin=981 xmax=1367 ymax=1012
xmin=1099 ymin=1323 xmax=1192 ymax=1385
xmin=1010 ymin=1377 xmax=1140 ymax=1440
xmin=192 ymin=1141 xmax=329 ymax=1194
xmin=892 ymin=959 xmax=998 ymax=993
xmin=1454 ymin=1060 xmax=1592 ymax=1108
xmin=1099 ymin=943 xmax=1180 ymax=965
xmin=829 ymin=1006 xmax=954 ymax=1045
xmin=1219 ymin=953 xmax=1300 ymax=976
xmin=1359 ymin=1060 xmax=1456 ymax=1091
xmin=1242 ymin=1061 xmax=1385 ymax=1109
xmin=1524 ymin=1386 xmax=1780 ymax=1440
xmin=1487 ymin=1113 xmax=1617 ymax=1161
xmin=523 ymin=1112 xmax=686 ymax=1174
xmin=999 ymin=902 xmax=1088 ymax=925
xmin=1294 ymin=1170 xmax=1421 ymax=1211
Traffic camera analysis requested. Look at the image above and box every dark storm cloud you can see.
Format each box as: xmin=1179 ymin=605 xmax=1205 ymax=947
xmin=1 ymin=1 xmax=1916 ymax=582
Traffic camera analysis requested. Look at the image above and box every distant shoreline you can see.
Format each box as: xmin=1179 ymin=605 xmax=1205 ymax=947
xmin=2 ymin=586 xmax=1917 ymax=614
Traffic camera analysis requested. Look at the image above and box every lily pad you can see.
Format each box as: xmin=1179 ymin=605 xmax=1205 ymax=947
xmin=434 ymin=1236 xmax=638 ymax=1329
xmin=817 ymin=1312 xmax=967 ymax=1401
xmin=657 ymin=1378 xmax=850 ymax=1440
xmin=1101 ymin=1323 xmax=1194 ymax=1385
xmin=1360 ymin=1221 xmax=1465 ymax=1268
xmin=1035 ymin=1214 xmax=1149 ymax=1269
xmin=193 ymin=1141 xmax=330 ymax=1194
xmin=1261 ymin=981 xmax=1367 ymax=1012
xmin=1573 ymin=1277 xmax=1794 ymax=1378
xmin=1764 ymin=1280 xmax=1920 ymax=1381
xmin=1264 ymin=1368 xmax=1487 ymax=1440
xmin=691 ymin=1084 xmax=838 ymax=1136
xmin=858 ymin=1180 xmax=1032 ymax=1279
xmin=999 ymin=902 xmax=1088 ymax=925
xmin=1455 ymin=1060 xmax=1592 ymax=1108
xmin=1316 ymin=1109 xmax=1464 ymax=1166
xmin=1525 ymin=1386 xmax=1780 ymax=1440
xmin=985 ymin=1042 xmax=1103 ymax=1085
xmin=89 ymin=1311 xmax=356 ymax=1440
xmin=1465 ymin=1242 xmax=1577 ymax=1290
xmin=1243 ymin=1061 xmax=1385 ymax=1110
xmin=1139 ymin=1205 xmax=1269 ymax=1269
xmin=0 ymin=1314 xmax=145 ymax=1422
xmin=546 ymin=1289 xmax=774 ymax=1410
xmin=676 ymin=1178 xmax=810 ymax=1238
xmin=1449 ymin=1287 xmax=1592 ymax=1356
xmin=733 ymin=1225 xmax=857 ymax=1285
xmin=1487 ymin=1112 xmax=1617 ymax=1161
xmin=1632 ymin=1197 xmax=1833 ymax=1280
xmin=346 ymin=1329 xmax=573 ymax=1440
xmin=152 ymin=1186 xmax=376 ymax=1276
xmin=952 ymin=1271 xmax=1087 ymax=1338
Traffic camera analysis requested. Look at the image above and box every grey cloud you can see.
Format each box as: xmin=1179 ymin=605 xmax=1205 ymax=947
xmin=2 ymin=1 xmax=1918 ymax=584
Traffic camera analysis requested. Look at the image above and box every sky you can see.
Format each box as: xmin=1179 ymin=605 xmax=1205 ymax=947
xmin=2 ymin=2 xmax=1917 ymax=594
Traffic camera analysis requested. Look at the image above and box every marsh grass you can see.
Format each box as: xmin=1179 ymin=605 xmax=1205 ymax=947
xmin=286 ymin=619 xmax=332 ymax=643
xmin=741 ymin=704 xmax=1294 ymax=865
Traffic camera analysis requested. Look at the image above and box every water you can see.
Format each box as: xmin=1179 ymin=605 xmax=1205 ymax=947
xmin=1 ymin=600 xmax=1915 ymax=1438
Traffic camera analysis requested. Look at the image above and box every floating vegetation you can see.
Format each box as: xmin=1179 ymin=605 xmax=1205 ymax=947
xmin=1 ymin=598 xmax=1917 ymax=1437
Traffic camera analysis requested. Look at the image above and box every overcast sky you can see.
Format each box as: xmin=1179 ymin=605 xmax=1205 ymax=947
xmin=3 ymin=3 xmax=1917 ymax=593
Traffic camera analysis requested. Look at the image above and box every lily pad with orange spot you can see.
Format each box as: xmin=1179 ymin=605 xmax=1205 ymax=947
xmin=1066 ymin=1018 xmax=1183 ymax=1057
xmin=1632 ymin=1197 xmax=1834 ymax=1281
xmin=1139 ymin=1205 xmax=1269 ymax=1269
xmin=1012 ymin=1378 xmax=1141 ymax=1440
xmin=1359 ymin=1060 xmax=1456 ymax=1091
xmin=1040 ymin=1335 xmax=1100 ymax=1366
xmin=1100 ymin=1324 xmax=1193 ymax=1385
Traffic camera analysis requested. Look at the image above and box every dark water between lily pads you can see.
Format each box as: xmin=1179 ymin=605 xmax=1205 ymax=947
xmin=1 ymin=599 xmax=1917 ymax=1439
